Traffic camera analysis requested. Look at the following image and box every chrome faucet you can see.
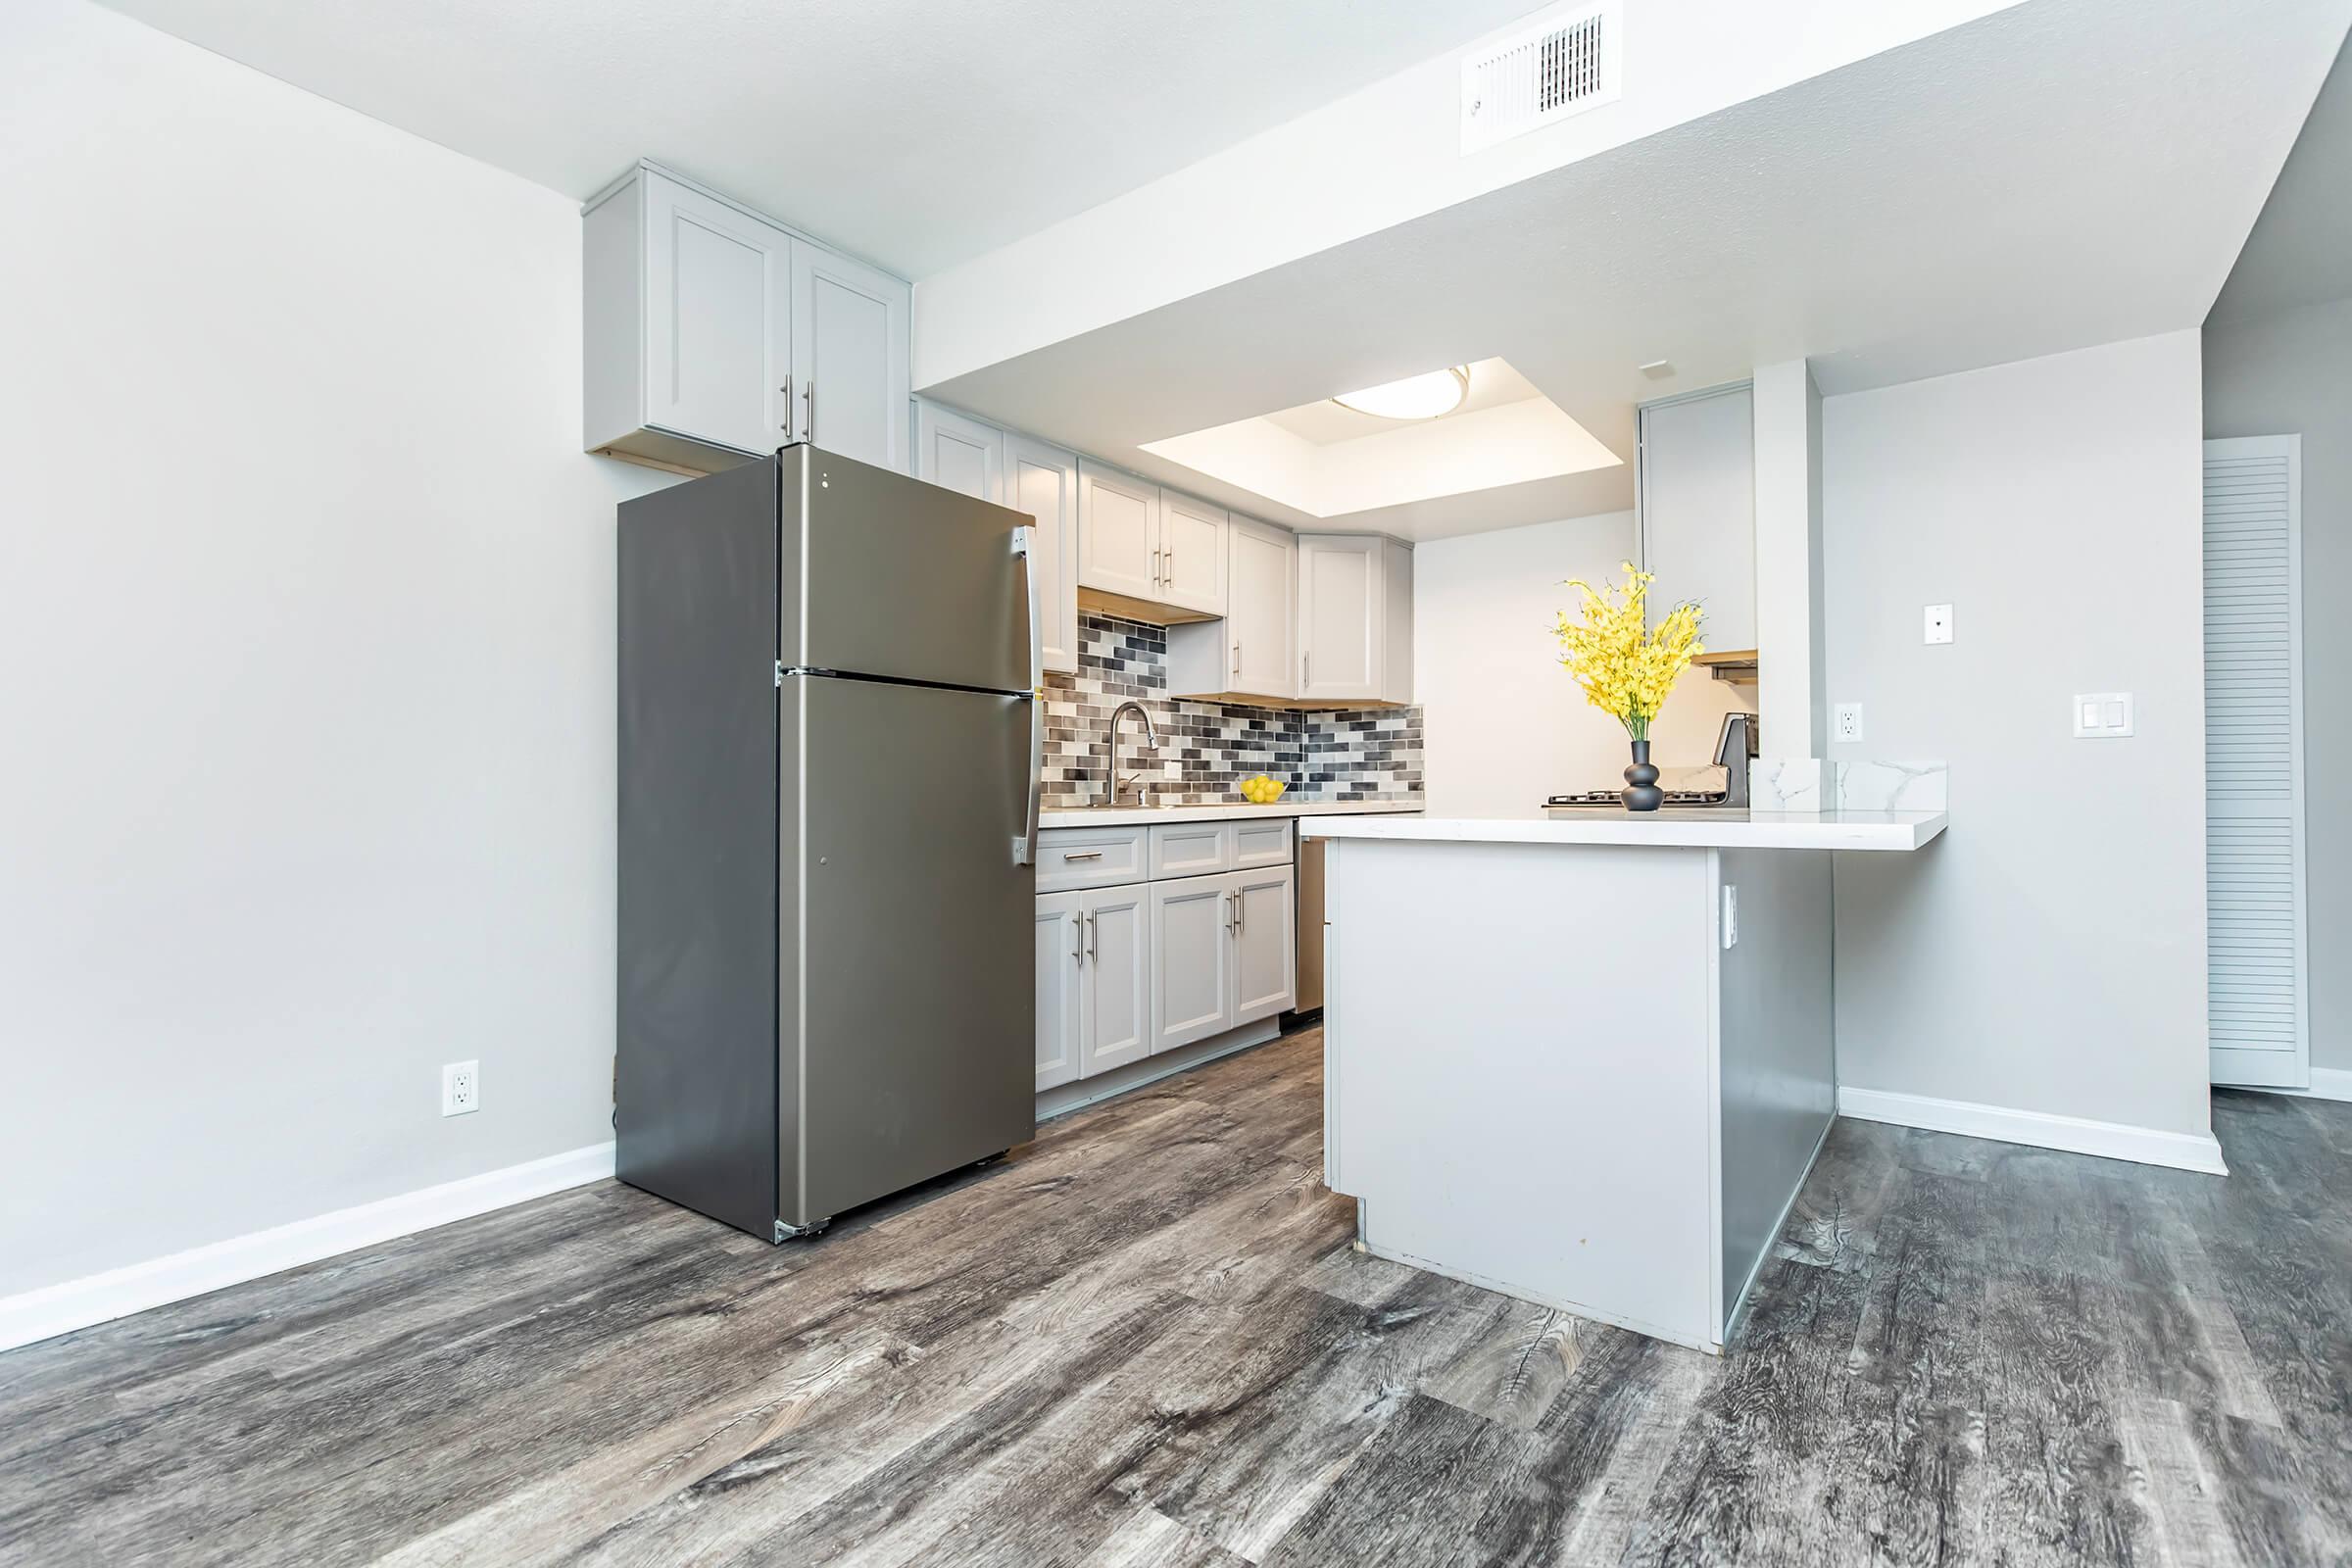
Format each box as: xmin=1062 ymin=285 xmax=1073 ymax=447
xmin=1715 ymin=711 xmax=1759 ymax=808
xmin=1103 ymin=701 xmax=1161 ymax=807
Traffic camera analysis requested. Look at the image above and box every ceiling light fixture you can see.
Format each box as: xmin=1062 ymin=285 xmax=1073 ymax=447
xmin=1331 ymin=366 xmax=1470 ymax=421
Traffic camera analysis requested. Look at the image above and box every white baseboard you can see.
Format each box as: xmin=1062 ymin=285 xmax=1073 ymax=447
xmin=1837 ymin=1087 xmax=2229 ymax=1176
xmin=2260 ymin=1066 xmax=2352 ymax=1104
xmin=0 ymin=1142 xmax=615 ymax=1354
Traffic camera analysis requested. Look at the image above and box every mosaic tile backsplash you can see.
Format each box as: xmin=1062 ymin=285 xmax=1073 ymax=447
xmin=1043 ymin=613 xmax=1424 ymax=808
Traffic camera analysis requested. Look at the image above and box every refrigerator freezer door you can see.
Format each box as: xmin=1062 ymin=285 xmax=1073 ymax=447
xmin=783 ymin=675 xmax=1036 ymax=1225
xmin=785 ymin=446 xmax=1031 ymax=694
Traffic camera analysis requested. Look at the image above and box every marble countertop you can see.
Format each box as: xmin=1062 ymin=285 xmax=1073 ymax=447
xmin=1038 ymin=800 xmax=1421 ymax=829
xmin=1299 ymin=808 xmax=1947 ymax=852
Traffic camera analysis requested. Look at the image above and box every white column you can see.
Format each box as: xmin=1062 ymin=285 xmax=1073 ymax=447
xmin=1752 ymin=360 xmax=1827 ymax=758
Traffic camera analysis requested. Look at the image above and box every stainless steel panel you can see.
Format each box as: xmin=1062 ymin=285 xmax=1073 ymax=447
xmin=782 ymin=445 xmax=1031 ymax=694
xmin=615 ymin=459 xmax=780 ymax=1241
xmin=1295 ymin=831 xmax=1327 ymax=1013
xmin=787 ymin=676 xmax=1035 ymax=1224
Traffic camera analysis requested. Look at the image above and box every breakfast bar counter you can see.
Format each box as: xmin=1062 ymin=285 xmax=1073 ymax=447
xmin=1300 ymin=809 xmax=1944 ymax=1352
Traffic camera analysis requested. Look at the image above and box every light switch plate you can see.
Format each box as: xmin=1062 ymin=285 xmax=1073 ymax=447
xmin=2072 ymin=692 xmax=2134 ymax=738
xmin=1925 ymin=605 xmax=1954 ymax=644
xmin=1834 ymin=703 xmax=1864 ymax=743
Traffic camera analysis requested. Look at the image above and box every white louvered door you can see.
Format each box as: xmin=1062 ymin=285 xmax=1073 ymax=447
xmin=2204 ymin=437 xmax=2307 ymax=1090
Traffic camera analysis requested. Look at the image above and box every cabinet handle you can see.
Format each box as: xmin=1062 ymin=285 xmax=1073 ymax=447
xmin=1152 ymin=546 xmax=1162 ymax=586
xmin=779 ymin=376 xmax=793 ymax=433
xmin=1235 ymin=891 xmax=1246 ymax=935
xmin=1062 ymin=850 xmax=1103 ymax=862
xmin=1085 ymin=909 xmax=1098 ymax=960
xmin=804 ymin=380 xmax=816 ymax=442
xmin=1232 ymin=638 xmax=1241 ymax=676
xmin=1070 ymin=912 xmax=1082 ymax=961
xmin=1223 ymin=891 xmax=1236 ymax=932
xmin=1303 ymin=651 xmax=1311 ymax=688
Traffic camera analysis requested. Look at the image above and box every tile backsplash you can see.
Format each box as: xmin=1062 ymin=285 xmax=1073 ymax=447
xmin=1043 ymin=613 xmax=1423 ymax=808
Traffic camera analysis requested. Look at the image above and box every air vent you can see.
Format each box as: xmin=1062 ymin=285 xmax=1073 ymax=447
xmin=1460 ymin=0 xmax=1622 ymax=154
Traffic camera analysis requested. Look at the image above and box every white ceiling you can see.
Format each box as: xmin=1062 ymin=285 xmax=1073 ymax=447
xmin=93 ymin=0 xmax=1546 ymax=278
xmin=2209 ymin=38 xmax=2352 ymax=323
xmin=923 ymin=0 xmax=2351 ymax=539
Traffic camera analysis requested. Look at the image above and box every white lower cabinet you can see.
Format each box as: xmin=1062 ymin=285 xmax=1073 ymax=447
xmin=1076 ymin=884 xmax=1152 ymax=1078
xmin=1034 ymin=892 xmax=1083 ymax=1091
xmin=1151 ymin=875 xmax=1237 ymax=1053
xmin=1232 ymin=865 xmax=1297 ymax=1023
xmin=1036 ymin=824 xmax=1297 ymax=1094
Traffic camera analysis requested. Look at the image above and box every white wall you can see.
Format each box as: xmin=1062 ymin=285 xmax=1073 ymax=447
xmin=1821 ymin=332 xmax=2211 ymax=1138
xmin=1413 ymin=513 xmax=1752 ymax=817
xmin=2204 ymin=295 xmax=2352 ymax=1073
xmin=0 ymin=0 xmax=674 ymax=1298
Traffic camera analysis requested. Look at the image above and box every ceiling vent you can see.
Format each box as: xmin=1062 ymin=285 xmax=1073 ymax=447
xmin=1460 ymin=0 xmax=1622 ymax=154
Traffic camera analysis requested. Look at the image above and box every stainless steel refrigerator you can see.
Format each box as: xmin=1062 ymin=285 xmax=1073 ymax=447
xmin=616 ymin=444 xmax=1040 ymax=1242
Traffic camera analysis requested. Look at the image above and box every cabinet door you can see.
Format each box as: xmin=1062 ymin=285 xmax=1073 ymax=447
xmin=1159 ymin=491 xmax=1229 ymax=616
xmin=1006 ymin=434 xmax=1080 ymax=675
xmin=643 ymin=171 xmax=794 ymax=457
xmin=1298 ymin=535 xmax=1383 ymax=703
xmin=1150 ymin=875 xmax=1236 ymax=1053
xmin=793 ymin=246 xmax=911 ymax=472
xmin=1078 ymin=462 xmax=1162 ymax=601
xmin=1080 ymin=886 xmax=1152 ymax=1076
xmin=914 ymin=401 xmax=1003 ymax=503
xmin=1035 ymin=893 xmax=1084 ymax=1091
xmin=1639 ymin=383 xmax=1755 ymax=651
xmin=1228 ymin=516 xmax=1297 ymax=697
xmin=1230 ymin=866 xmax=1296 ymax=1024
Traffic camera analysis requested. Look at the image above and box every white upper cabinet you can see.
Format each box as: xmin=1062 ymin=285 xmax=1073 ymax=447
xmin=1165 ymin=514 xmax=1295 ymax=703
xmin=1005 ymin=433 xmax=1080 ymax=676
xmin=584 ymin=162 xmax=909 ymax=474
xmin=1077 ymin=461 xmax=1163 ymax=603
xmin=794 ymin=246 xmax=910 ymax=473
xmin=914 ymin=401 xmax=1004 ymax=502
xmin=1639 ymin=383 xmax=1755 ymax=653
xmin=1298 ymin=534 xmax=1413 ymax=706
xmin=1157 ymin=491 xmax=1229 ymax=617
xmin=1227 ymin=517 xmax=1297 ymax=698
xmin=912 ymin=401 xmax=1078 ymax=677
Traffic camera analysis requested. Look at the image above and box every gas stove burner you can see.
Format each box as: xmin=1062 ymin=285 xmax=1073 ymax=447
xmin=1544 ymin=789 xmax=1726 ymax=808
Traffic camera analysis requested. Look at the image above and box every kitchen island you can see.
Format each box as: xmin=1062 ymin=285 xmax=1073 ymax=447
xmin=1301 ymin=808 xmax=1946 ymax=1352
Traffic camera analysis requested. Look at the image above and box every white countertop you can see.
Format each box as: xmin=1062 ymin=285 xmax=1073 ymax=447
xmin=1039 ymin=800 xmax=1421 ymax=829
xmin=1299 ymin=808 xmax=1947 ymax=852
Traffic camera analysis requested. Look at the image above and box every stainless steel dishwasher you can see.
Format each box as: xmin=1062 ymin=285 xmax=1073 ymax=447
xmin=1292 ymin=831 xmax=1327 ymax=1017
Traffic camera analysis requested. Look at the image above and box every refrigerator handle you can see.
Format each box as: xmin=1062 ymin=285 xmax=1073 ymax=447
xmin=1012 ymin=526 xmax=1044 ymax=866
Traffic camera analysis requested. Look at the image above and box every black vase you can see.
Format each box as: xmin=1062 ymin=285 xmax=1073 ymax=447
xmin=1622 ymin=739 xmax=1663 ymax=811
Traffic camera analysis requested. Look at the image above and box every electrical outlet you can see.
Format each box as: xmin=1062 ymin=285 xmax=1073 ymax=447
xmin=1924 ymin=604 xmax=1954 ymax=644
xmin=1834 ymin=703 xmax=1864 ymax=743
xmin=441 ymin=1060 xmax=479 ymax=1117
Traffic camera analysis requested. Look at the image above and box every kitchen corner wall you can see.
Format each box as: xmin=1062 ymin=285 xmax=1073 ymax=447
xmin=1820 ymin=329 xmax=2210 ymax=1140
xmin=1042 ymin=613 xmax=1423 ymax=807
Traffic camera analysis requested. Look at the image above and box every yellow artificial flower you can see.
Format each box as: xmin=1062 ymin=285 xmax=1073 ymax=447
xmin=1552 ymin=563 xmax=1705 ymax=741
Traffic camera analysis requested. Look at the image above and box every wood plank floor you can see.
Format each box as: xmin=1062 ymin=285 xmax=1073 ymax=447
xmin=4 ymin=1029 xmax=2348 ymax=1566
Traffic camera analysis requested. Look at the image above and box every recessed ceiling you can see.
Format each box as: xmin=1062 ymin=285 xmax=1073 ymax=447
xmin=90 ymin=0 xmax=1548 ymax=278
xmin=2209 ymin=37 xmax=2352 ymax=323
xmin=1143 ymin=359 xmax=1619 ymax=521
xmin=922 ymin=0 xmax=2351 ymax=539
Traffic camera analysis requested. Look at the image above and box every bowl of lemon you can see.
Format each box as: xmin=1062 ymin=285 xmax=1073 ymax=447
xmin=1240 ymin=774 xmax=1289 ymax=806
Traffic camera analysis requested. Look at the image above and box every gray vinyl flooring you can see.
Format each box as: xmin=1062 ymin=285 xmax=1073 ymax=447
xmin=4 ymin=1028 xmax=2349 ymax=1567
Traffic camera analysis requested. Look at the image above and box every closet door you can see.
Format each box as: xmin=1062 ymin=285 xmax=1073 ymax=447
xmin=2204 ymin=436 xmax=2307 ymax=1090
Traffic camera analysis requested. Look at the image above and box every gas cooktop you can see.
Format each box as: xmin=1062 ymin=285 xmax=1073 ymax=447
xmin=1544 ymin=790 xmax=1728 ymax=808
